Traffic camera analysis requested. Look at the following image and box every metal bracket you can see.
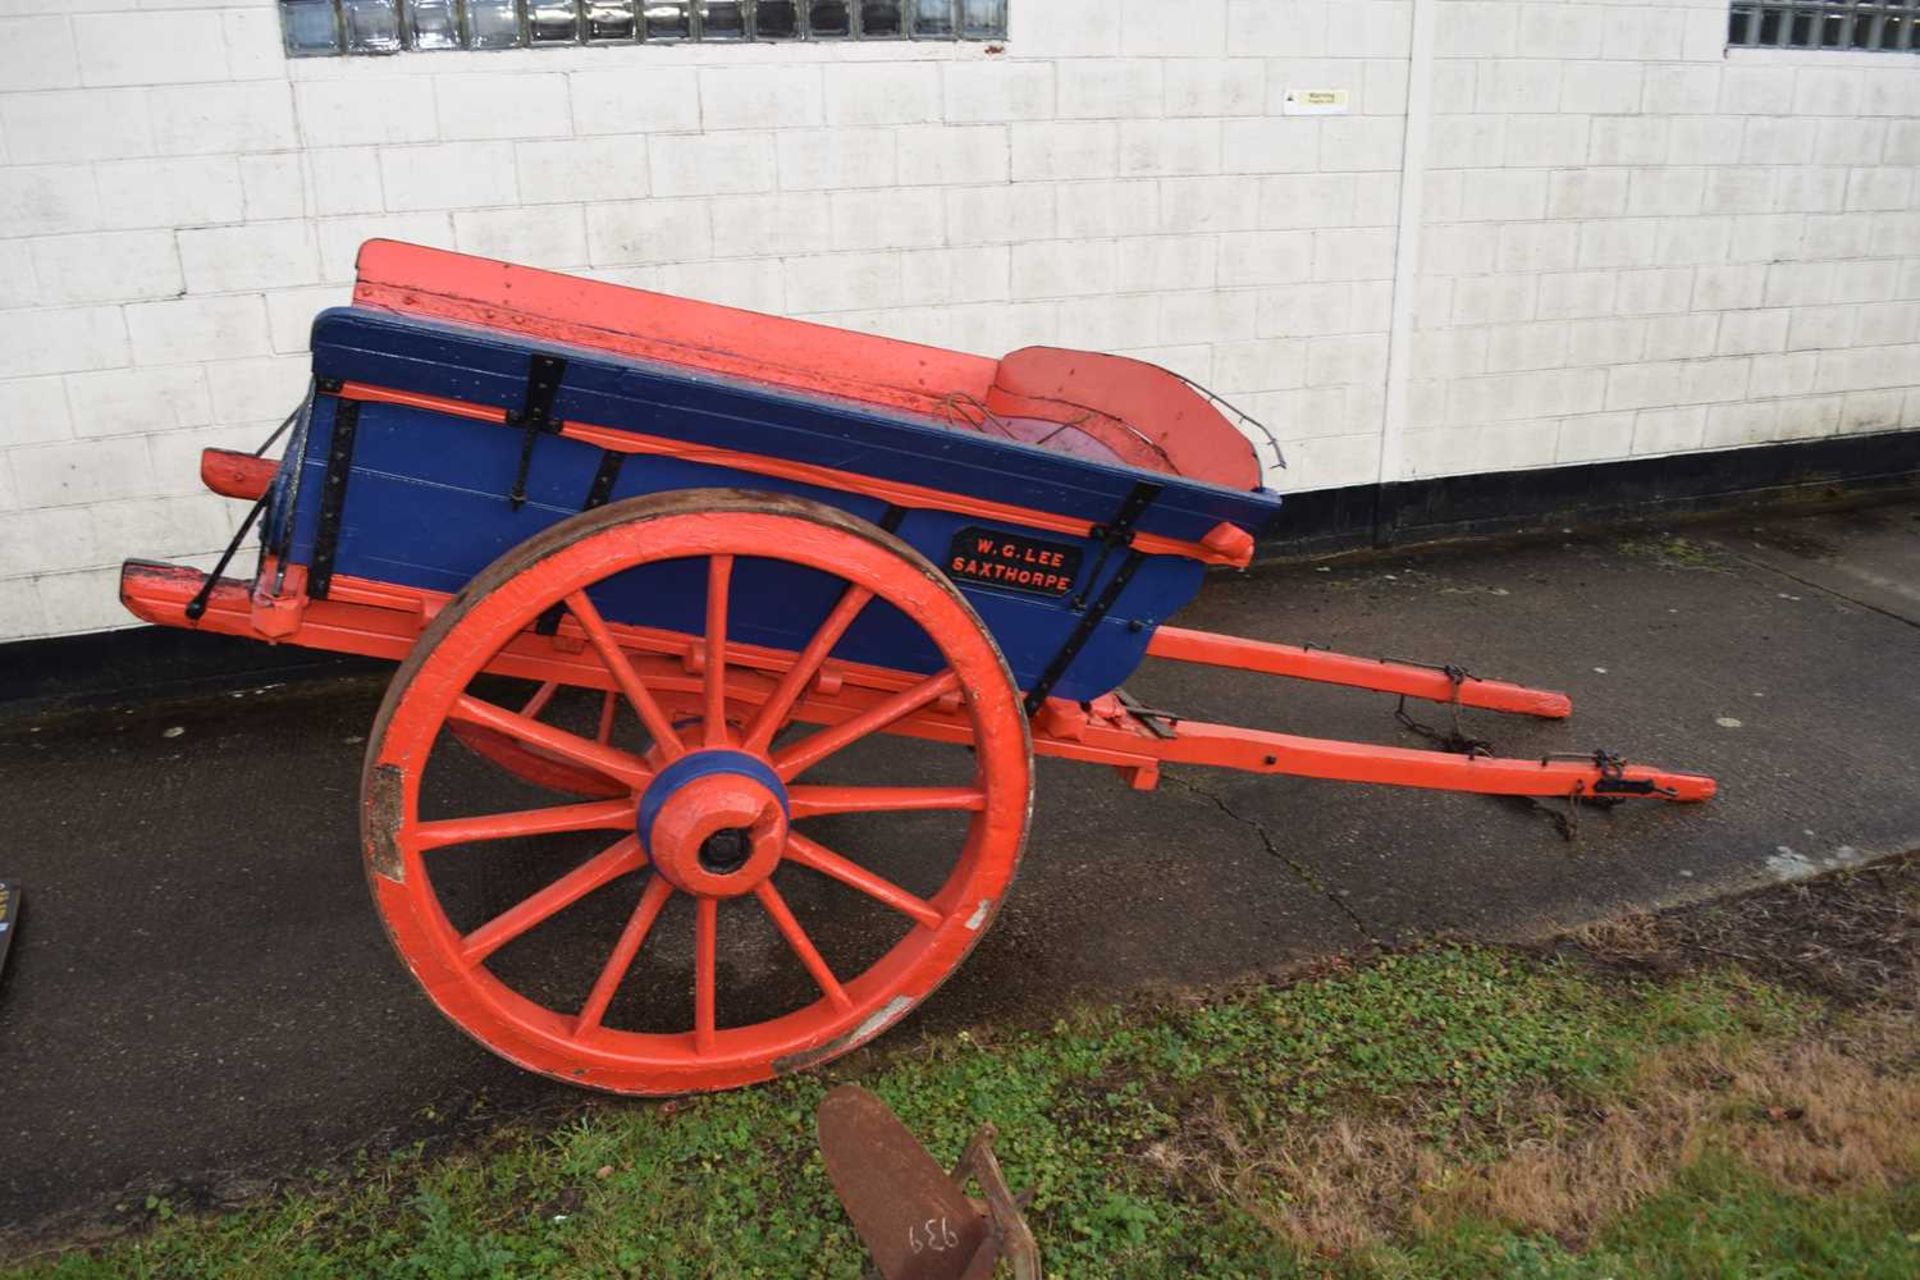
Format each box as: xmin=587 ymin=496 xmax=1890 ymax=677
xmin=1381 ymin=655 xmax=1482 ymax=685
xmin=308 ymin=397 xmax=360 ymax=599
xmin=1114 ymin=688 xmax=1179 ymax=740
xmin=534 ymin=449 xmax=628 ymax=637
xmin=507 ymin=353 xmax=568 ymax=511
xmin=1535 ymin=749 xmax=1665 ymax=798
xmin=1587 ymin=749 xmax=1661 ymax=795
xmin=1073 ymin=480 xmax=1162 ymax=609
xmin=583 ymin=449 xmax=625 ymax=511
xmin=1024 ymin=483 xmax=1162 ymax=716
xmin=1025 ymin=549 xmax=1145 ymax=717
xmin=1087 ymin=481 xmax=1161 ymax=547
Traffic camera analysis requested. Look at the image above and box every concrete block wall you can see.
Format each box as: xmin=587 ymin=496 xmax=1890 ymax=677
xmin=1405 ymin=0 xmax=1920 ymax=479
xmin=1 ymin=0 xmax=1916 ymax=641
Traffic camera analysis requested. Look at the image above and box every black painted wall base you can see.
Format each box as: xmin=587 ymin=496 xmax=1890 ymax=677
xmin=0 ymin=627 xmax=389 ymax=715
xmin=3 ymin=428 xmax=1916 ymax=713
xmin=1266 ymin=427 xmax=1919 ymax=557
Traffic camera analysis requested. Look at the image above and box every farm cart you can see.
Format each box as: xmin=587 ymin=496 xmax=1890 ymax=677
xmin=122 ymin=242 xmax=1715 ymax=1095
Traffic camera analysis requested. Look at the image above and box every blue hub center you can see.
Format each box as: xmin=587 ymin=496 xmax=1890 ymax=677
xmin=635 ymin=749 xmax=791 ymax=862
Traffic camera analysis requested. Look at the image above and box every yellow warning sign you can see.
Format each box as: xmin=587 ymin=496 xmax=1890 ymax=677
xmin=1282 ymin=88 xmax=1351 ymax=116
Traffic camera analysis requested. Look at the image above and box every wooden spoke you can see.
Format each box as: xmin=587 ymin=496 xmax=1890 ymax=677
xmin=572 ymin=875 xmax=674 ymax=1037
xmin=449 ymin=695 xmax=654 ymax=790
xmin=596 ymin=690 xmax=618 ymax=745
xmin=414 ymin=797 xmax=637 ymax=852
xmin=787 ymin=785 xmax=987 ymax=819
xmin=565 ymin=591 xmax=685 ymax=760
xmin=520 ymin=681 xmax=559 ymax=718
xmin=705 ymin=555 xmax=733 ymax=747
xmin=693 ymin=897 xmax=718 ymax=1054
xmin=459 ymin=835 xmax=646 ymax=965
xmin=784 ymin=832 xmax=945 ymax=930
xmin=754 ymin=880 xmax=851 ymax=1010
xmin=772 ymin=669 xmax=960 ymax=781
xmin=743 ymin=585 xmax=875 ymax=752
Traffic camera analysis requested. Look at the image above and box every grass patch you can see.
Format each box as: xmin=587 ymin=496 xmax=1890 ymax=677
xmin=1400 ymin=1155 xmax=1920 ymax=1280
xmin=8 ymin=863 xmax=1917 ymax=1277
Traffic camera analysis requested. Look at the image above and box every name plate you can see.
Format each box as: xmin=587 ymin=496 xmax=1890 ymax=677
xmin=945 ymin=527 xmax=1083 ymax=598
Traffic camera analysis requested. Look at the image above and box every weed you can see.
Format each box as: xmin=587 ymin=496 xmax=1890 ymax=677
xmin=1616 ymin=535 xmax=1724 ymax=570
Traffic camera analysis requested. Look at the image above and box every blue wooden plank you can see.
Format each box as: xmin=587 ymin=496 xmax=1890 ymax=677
xmin=309 ymin=308 xmax=1285 ymax=544
xmin=284 ymin=306 xmax=1274 ymax=700
xmin=282 ymin=396 xmax=1200 ymax=700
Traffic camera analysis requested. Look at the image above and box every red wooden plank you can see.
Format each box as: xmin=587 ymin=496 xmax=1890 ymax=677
xmin=352 ymin=240 xmax=998 ymax=418
xmin=199 ymin=448 xmax=276 ymax=501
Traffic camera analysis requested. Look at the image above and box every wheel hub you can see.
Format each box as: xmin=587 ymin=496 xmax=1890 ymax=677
xmin=637 ymin=750 xmax=790 ymax=897
xmin=697 ymin=826 xmax=754 ymax=876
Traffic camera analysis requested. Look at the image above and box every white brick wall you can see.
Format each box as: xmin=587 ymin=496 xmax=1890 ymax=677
xmin=0 ymin=0 xmax=1916 ymax=640
xmin=1408 ymin=1 xmax=1920 ymax=480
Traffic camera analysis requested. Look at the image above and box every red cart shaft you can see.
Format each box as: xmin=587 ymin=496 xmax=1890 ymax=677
xmin=1032 ymin=697 xmax=1714 ymax=802
xmin=1146 ymin=626 xmax=1574 ymax=718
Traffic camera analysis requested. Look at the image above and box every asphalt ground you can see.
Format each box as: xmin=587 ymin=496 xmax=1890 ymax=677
xmin=2 ymin=498 xmax=1916 ymax=1242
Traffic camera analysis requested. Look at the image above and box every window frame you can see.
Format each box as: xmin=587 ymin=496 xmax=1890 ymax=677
xmin=1727 ymin=1 xmax=1919 ymax=54
xmin=279 ymin=0 xmax=1008 ymax=57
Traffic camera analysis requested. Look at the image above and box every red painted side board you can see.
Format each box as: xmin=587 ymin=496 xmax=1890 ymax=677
xmin=987 ymin=347 xmax=1261 ymax=490
xmin=350 ymin=241 xmax=1267 ymax=493
xmin=353 ymin=240 xmax=998 ymax=419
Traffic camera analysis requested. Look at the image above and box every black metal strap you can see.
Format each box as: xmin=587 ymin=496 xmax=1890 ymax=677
xmin=508 ymin=353 xmax=568 ymax=510
xmin=584 ymin=450 xmax=625 ymax=510
xmin=1023 ymin=483 xmax=1163 ymax=715
xmin=878 ymin=505 xmax=907 ymax=534
xmin=308 ymin=398 xmax=360 ymax=599
xmin=535 ymin=450 xmax=629 ymax=636
xmin=185 ymin=494 xmax=268 ymax=622
xmin=252 ymin=399 xmax=302 ymax=460
xmin=1024 ymin=550 xmax=1144 ymax=717
xmin=1094 ymin=481 xmax=1163 ymax=542
xmin=1072 ymin=481 xmax=1161 ymax=609
xmin=184 ymin=397 xmax=309 ymax=621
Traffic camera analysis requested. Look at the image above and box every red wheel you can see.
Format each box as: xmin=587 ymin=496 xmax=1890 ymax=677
xmin=362 ymin=490 xmax=1031 ymax=1094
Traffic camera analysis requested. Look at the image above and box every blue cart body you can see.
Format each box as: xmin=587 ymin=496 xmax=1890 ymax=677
xmin=267 ymin=307 xmax=1284 ymax=702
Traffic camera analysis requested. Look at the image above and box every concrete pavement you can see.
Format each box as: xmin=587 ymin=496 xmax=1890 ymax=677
xmin=2 ymin=497 xmax=1916 ymax=1241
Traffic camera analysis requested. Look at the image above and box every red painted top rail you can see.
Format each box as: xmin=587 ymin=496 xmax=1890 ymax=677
xmin=352 ymin=240 xmax=1263 ymax=491
xmin=354 ymin=240 xmax=996 ymax=420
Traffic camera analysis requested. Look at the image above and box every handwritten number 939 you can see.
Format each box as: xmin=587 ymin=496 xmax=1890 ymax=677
xmin=907 ymin=1215 xmax=960 ymax=1253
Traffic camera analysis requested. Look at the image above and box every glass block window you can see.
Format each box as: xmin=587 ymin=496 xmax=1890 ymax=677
xmin=279 ymin=0 xmax=1005 ymax=55
xmin=1728 ymin=2 xmax=1919 ymax=51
